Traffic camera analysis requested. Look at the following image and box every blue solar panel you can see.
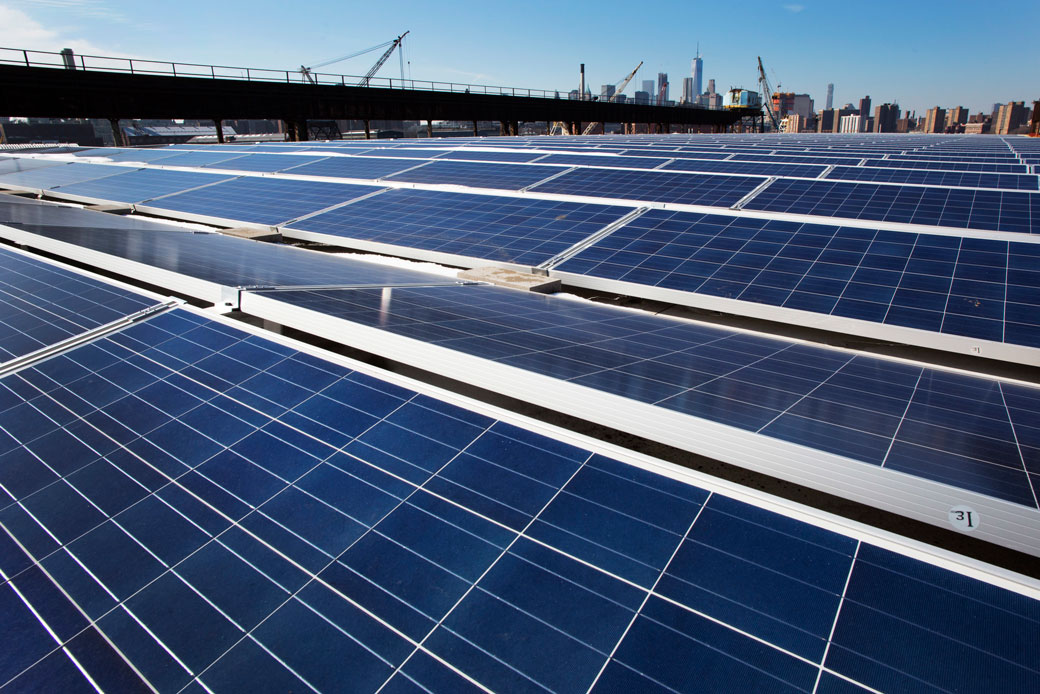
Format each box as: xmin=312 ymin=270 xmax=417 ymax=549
xmin=201 ymin=153 xmax=329 ymax=172
xmin=435 ymin=150 xmax=551 ymax=163
xmin=94 ymin=149 xmax=184 ymax=163
xmin=663 ymin=159 xmax=827 ymax=178
xmin=0 ymin=195 xmax=191 ymax=231
xmin=0 ymin=246 xmax=158 ymax=361
xmin=530 ymin=168 xmax=764 ymax=207
xmin=51 ymin=168 xmax=235 ymax=203
xmin=554 ymin=209 xmax=1040 ymax=348
xmin=385 ymin=160 xmax=564 ymax=190
xmin=279 ymin=156 xmax=423 ymax=180
xmin=731 ymin=153 xmax=854 ymax=165
xmin=0 ymin=158 xmax=65 ymax=175
xmin=0 ymin=223 xmax=458 ymax=291
xmin=0 ymin=162 xmax=128 ymax=190
xmin=861 ymin=159 xmax=1028 ymax=173
xmin=0 ymin=306 xmax=1035 ymax=693
xmin=146 ymin=177 xmax=382 ymax=225
xmin=745 ymin=179 xmax=1040 ymax=234
xmin=258 ymin=285 xmax=1040 ymax=507
xmin=826 ymin=166 xmax=1039 ymax=191
xmin=146 ymin=151 xmax=250 ymax=168
xmin=537 ymin=154 xmax=671 ymax=169
xmin=289 ymin=188 xmax=631 ymax=265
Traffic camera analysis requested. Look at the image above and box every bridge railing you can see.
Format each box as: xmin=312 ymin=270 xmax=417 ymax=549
xmin=0 ymin=46 xmax=585 ymax=101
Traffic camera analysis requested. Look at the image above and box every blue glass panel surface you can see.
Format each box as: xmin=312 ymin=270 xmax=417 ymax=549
xmin=50 ymin=168 xmax=235 ymax=203
xmin=291 ymin=188 xmax=630 ymax=265
xmin=0 ymin=162 xmax=128 ymax=189
xmin=278 ymin=155 xmax=424 ymax=180
xmin=827 ymin=166 xmax=1039 ymax=191
xmin=385 ymin=160 xmax=565 ymax=190
xmin=200 ymin=153 xmax=327 ymax=172
xmin=531 ymin=167 xmax=763 ymax=206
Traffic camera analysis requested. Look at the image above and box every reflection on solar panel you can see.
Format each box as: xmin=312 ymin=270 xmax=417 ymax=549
xmin=436 ymin=149 xmax=551 ymax=163
xmin=554 ymin=209 xmax=1040 ymax=348
xmin=247 ymin=285 xmax=1040 ymax=509
xmin=745 ymin=179 xmax=1040 ymax=234
xmin=279 ymin=156 xmax=422 ymax=180
xmin=51 ymin=168 xmax=234 ymax=203
xmin=201 ymin=153 xmax=328 ymax=172
xmin=0 ymin=193 xmax=193 ymax=231
xmin=0 ymin=223 xmax=457 ymax=302
xmin=0 ymin=158 xmax=64 ymax=175
xmin=0 ymin=246 xmax=158 ymax=361
xmin=662 ymin=158 xmax=828 ymax=178
xmin=730 ymin=153 xmax=854 ymax=165
xmin=1 ymin=305 xmax=1036 ymax=693
xmin=826 ymin=166 xmax=1039 ymax=191
xmin=146 ymin=151 xmax=250 ymax=168
xmin=96 ymin=149 xmax=183 ymax=163
xmin=0 ymin=162 xmax=127 ymax=190
xmin=144 ymin=177 xmax=382 ymax=225
xmin=287 ymin=188 xmax=631 ymax=265
xmin=385 ymin=160 xmax=564 ymax=190
xmin=530 ymin=167 xmax=763 ymax=207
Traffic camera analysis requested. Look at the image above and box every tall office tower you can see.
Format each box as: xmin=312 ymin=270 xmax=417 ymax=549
xmin=825 ymin=83 xmax=834 ymax=110
xmin=691 ymin=52 xmax=703 ymax=97
xmin=657 ymin=73 xmax=669 ymax=104
xmin=923 ymin=107 xmax=946 ymax=133
xmin=873 ymin=103 xmax=900 ymax=132
xmin=600 ymin=84 xmax=615 ymax=100
xmin=681 ymin=77 xmax=695 ymax=104
xmin=707 ymin=79 xmax=715 ymax=94
xmin=858 ymin=95 xmax=871 ymax=120
xmin=642 ymin=79 xmax=655 ymax=104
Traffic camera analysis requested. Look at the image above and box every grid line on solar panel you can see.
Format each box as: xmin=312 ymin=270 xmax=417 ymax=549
xmin=288 ymin=188 xmax=633 ymax=266
xmin=662 ymin=159 xmax=828 ymax=178
xmin=553 ymin=210 xmax=1040 ymax=349
xmin=143 ymin=177 xmax=383 ymax=226
xmin=200 ymin=153 xmax=330 ymax=173
xmin=825 ymin=166 xmax=1040 ymax=191
xmin=141 ymin=151 xmax=249 ymax=168
xmin=0 ymin=247 xmax=159 ymax=363
xmin=434 ymin=150 xmax=552 ymax=163
xmin=275 ymin=156 xmax=426 ymax=181
xmin=49 ymin=168 xmax=235 ymax=204
xmin=255 ymin=285 xmax=1040 ymax=508
xmin=744 ymin=178 xmax=1040 ymax=234
xmin=1 ymin=307 xmax=1036 ymax=693
xmin=0 ymin=158 xmax=65 ymax=176
xmin=529 ymin=167 xmax=764 ymax=207
xmin=535 ymin=154 xmax=672 ymax=169
xmin=861 ymin=159 xmax=1028 ymax=173
xmin=384 ymin=160 xmax=567 ymax=190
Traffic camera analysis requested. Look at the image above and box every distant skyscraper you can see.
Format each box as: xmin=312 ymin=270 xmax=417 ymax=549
xmin=707 ymin=79 xmax=716 ymax=95
xmin=825 ymin=83 xmax=834 ymax=110
xmin=923 ymin=107 xmax=946 ymax=133
xmin=873 ymin=103 xmax=900 ymax=132
xmin=691 ymin=50 xmax=703 ymax=97
xmin=947 ymin=106 xmax=968 ymax=127
xmin=600 ymin=84 xmax=615 ymax=101
xmin=858 ymin=96 xmax=871 ymax=120
xmin=657 ymin=73 xmax=669 ymax=104
xmin=681 ymin=77 xmax=695 ymax=104
xmin=641 ymin=79 xmax=655 ymax=104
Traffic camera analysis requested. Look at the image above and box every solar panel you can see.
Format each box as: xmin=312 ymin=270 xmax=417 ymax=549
xmin=662 ymin=159 xmax=828 ymax=178
xmin=730 ymin=153 xmax=854 ymax=165
xmin=0 ymin=157 xmax=64 ymax=176
xmin=861 ymin=159 xmax=1028 ymax=174
xmin=435 ymin=150 xmax=551 ymax=163
xmin=143 ymin=177 xmax=383 ymax=226
xmin=0 ymin=162 xmax=128 ymax=190
xmin=93 ymin=149 xmax=184 ymax=163
xmin=201 ymin=153 xmax=329 ymax=173
xmin=279 ymin=156 xmax=423 ymax=180
xmin=0 ymin=246 xmax=160 ymax=362
xmin=826 ymin=166 xmax=1039 ymax=191
xmin=285 ymin=188 xmax=632 ymax=266
xmin=536 ymin=154 xmax=672 ymax=169
xmin=50 ymin=168 xmax=235 ymax=203
xmin=0 ymin=194 xmax=193 ymax=231
xmin=552 ymin=209 xmax=1040 ymax=349
xmin=384 ymin=160 xmax=564 ymax=190
xmin=745 ymin=179 xmax=1040 ymax=234
xmin=530 ymin=168 xmax=764 ymax=207
xmin=242 ymin=285 xmax=1040 ymax=514
xmin=1 ymin=305 xmax=1035 ymax=693
xmin=0 ymin=223 xmax=460 ymax=304
xmin=145 ymin=151 xmax=250 ymax=168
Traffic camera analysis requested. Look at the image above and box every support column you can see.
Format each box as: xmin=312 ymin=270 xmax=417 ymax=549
xmin=214 ymin=119 xmax=225 ymax=144
xmin=473 ymin=120 xmax=479 ymax=136
xmin=499 ymin=121 xmax=508 ymax=136
xmin=108 ymin=118 xmax=124 ymax=147
xmin=364 ymin=119 xmax=371 ymax=139
xmin=427 ymin=119 xmax=433 ymax=138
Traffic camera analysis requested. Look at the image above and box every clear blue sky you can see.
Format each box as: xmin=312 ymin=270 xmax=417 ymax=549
xmin=1 ymin=0 xmax=1035 ymax=116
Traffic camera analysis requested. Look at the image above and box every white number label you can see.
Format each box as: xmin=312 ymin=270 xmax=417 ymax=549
xmin=948 ymin=506 xmax=980 ymax=532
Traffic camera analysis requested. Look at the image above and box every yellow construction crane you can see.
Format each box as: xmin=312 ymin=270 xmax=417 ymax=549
xmin=581 ymin=61 xmax=643 ymax=135
xmin=300 ymin=31 xmax=409 ymax=85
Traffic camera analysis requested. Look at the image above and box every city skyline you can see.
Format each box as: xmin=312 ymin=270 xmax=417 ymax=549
xmin=0 ymin=0 xmax=1035 ymax=116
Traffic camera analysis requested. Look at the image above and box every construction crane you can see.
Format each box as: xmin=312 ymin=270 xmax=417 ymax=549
xmin=756 ymin=56 xmax=780 ymax=131
xmin=581 ymin=61 xmax=643 ymax=135
xmin=300 ymin=31 xmax=409 ymax=86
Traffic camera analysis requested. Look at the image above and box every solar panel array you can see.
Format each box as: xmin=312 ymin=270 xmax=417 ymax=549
xmin=0 ymin=249 xmax=1037 ymax=693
